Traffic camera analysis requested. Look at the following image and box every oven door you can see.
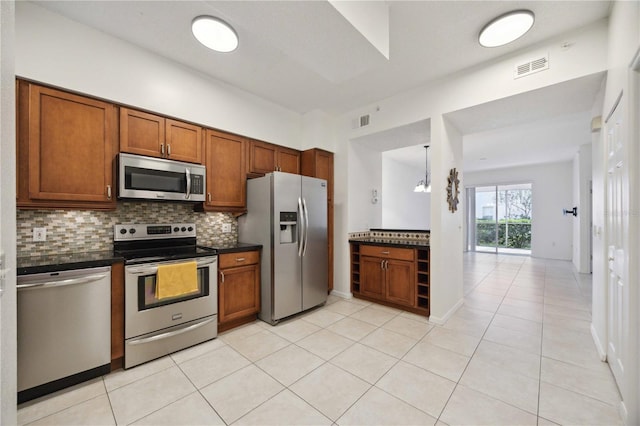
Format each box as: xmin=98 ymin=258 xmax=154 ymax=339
xmin=124 ymin=256 xmax=217 ymax=339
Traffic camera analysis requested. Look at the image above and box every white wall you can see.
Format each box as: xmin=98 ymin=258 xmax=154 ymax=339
xmin=465 ymin=161 xmax=574 ymax=260
xmin=333 ymin=20 xmax=609 ymax=301
xmin=348 ymin=141 xmax=382 ymax=231
xmin=0 ymin=1 xmax=17 ymax=424
xmin=14 ymin=2 xmax=308 ymax=150
xmin=572 ymin=144 xmax=593 ymax=273
xmin=381 ymin=157 xmax=431 ymax=230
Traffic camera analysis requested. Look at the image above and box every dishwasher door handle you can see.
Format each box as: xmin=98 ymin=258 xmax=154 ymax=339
xmin=127 ymin=317 xmax=215 ymax=345
xmin=17 ymin=273 xmax=110 ymax=290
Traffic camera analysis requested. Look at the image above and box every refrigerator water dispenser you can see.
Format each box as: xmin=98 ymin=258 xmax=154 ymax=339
xmin=279 ymin=211 xmax=297 ymax=244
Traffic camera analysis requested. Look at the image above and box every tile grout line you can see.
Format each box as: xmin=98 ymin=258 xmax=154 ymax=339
xmin=434 ymin=255 xmax=528 ymax=423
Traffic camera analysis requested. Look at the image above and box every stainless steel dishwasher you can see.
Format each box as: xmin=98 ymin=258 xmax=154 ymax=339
xmin=17 ymin=266 xmax=112 ymax=403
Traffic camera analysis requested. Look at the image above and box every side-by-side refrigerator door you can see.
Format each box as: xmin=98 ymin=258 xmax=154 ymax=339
xmin=273 ymin=172 xmax=303 ymax=321
xmin=301 ymin=176 xmax=328 ymax=310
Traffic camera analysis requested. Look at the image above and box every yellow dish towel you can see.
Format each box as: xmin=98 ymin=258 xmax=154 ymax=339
xmin=155 ymin=261 xmax=198 ymax=300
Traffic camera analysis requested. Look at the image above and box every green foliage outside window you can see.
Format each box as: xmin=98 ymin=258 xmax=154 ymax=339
xmin=476 ymin=219 xmax=531 ymax=249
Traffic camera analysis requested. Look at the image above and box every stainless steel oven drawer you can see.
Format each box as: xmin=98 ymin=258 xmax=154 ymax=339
xmin=125 ymin=315 xmax=217 ymax=369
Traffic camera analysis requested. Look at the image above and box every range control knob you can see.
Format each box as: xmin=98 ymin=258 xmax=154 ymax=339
xmin=181 ymin=227 xmax=187 ymax=232
xmin=129 ymin=228 xmax=136 ymax=234
xmin=119 ymin=228 xmax=127 ymax=235
xmin=187 ymin=226 xmax=193 ymax=232
xmin=174 ymin=227 xmax=179 ymax=233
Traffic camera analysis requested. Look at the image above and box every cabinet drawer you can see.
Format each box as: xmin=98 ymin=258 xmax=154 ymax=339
xmin=360 ymin=245 xmax=415 ymax=261
xmin=219 ymin=250 xmax=259 ymax=268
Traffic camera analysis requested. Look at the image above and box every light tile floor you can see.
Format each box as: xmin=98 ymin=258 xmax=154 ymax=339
xmin=18 ymin=253 xmax=623 ymax=425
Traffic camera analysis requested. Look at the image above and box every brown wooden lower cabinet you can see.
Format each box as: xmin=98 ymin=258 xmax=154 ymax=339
xmin=218 ymin=250 xmax=261 ymax=332
xmin=351 ymin=243 xmax=429 ymax=316
xmin=111 ymin=261 xmax=124 ymax=371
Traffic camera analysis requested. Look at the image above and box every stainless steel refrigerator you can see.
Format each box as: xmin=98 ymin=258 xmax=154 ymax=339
xmin=239 ymin=172 xmax=328 ymax=324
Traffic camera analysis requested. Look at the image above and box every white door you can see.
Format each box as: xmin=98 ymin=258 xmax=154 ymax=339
xmin=605 ymin=93 xmax=627 ymax=388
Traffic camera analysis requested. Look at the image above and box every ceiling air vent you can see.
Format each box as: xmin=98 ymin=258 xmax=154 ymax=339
xmin=514 ymin=54 xmax=549 ymax=79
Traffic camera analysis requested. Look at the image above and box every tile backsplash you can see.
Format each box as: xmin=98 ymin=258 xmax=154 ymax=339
xmin=16 ymin=202 xmax=238 ymax=257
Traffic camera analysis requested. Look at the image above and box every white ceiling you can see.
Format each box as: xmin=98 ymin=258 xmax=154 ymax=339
xmin=30 ymin=0 xmax=611 ymax=172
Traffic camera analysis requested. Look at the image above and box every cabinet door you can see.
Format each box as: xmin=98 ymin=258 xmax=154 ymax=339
xmin=204 ymin=130 xmax=246 ymax=210
xmin=165 ymin=119 xmax=202 ymax=164
xmin=27 ymin=84 xmax=116 ymax=205
xmin=219 ymin=264 xmax=260 ymax=324
xmin=120 ymin=108 xmax=164 ymax=158
xmin=385 ymin=259 xmax=415 ymax=307
xmin=360 ymin=256 xmax=385 ymax=300
xmin=277 ymin=147 xmax=300 ymax=174
xmin=302 ymin=149 xmax=333 ymax=200
xmin=248 ymin=140 xmax=277 ymax=175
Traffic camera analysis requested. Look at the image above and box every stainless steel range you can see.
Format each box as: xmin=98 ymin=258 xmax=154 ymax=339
xmin=114 ymin=223 xmax=218 ymax=369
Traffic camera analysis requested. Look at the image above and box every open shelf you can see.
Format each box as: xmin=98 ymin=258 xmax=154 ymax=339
xmin=416 ymin=248 xmax=430 ymax=315
xmin=350 ymin=244 xmax=361 ymax=293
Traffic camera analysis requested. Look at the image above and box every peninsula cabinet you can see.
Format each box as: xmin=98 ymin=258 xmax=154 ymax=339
xmin=350 ymin=243 xmax=430 ymax=316
xmin=203 ymin=129 xmax=247 ymax=212
xmin=120 ymin=107 xmax=203 ymax=164
xmin=301 ymin=148 xmax=334 ymax=293
xmin=247 ymin=139 xmax=300 ymax=176
xmin=218 ymin=250 xmax=261 ymax=332
xmin=16 ymin=80 xmax=118 ymax=210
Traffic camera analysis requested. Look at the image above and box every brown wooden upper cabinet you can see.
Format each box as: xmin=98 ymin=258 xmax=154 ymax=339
xmin=301 ymin=148 xmax=334 ymax=293
xmin=247 ymin=139 xmax=300 ymax=176
xmin=120 ymin=107 xmax=203 ymax=164
xmin=16 ymin=80 xmax=118 ymax=210
xmin=203 ymin=129 xmax=246 ymax=212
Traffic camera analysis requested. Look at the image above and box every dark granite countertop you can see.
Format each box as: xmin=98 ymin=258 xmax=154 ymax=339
xmin=203 ymin=242 xmax=262 ymax=254
xmin=17 ymin=251 xmax=124 ymax=275
xmin=349 ymin=237 xmax=430 ymax=248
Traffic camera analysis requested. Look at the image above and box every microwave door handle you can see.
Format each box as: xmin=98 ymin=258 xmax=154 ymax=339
xmin=185 ymin=168 xmax=192 ymax=200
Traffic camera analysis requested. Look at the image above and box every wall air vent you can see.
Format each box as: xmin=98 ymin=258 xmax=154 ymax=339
xmin=351 ymin=113 xmax=371 ymax=129
xmin=514 ymin=54 xmax=549 ymax=79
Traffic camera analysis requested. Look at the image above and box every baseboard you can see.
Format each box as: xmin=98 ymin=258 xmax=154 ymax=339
xmin=590 ymin=323 xmax=607 ymax=361
xmin=330 ymin=289 xmax=352 ymax=299
xmin=428 ymin=297 xmax=464 ymax=325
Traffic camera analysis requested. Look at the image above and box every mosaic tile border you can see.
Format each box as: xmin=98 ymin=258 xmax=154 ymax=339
xmin=348 ymin=229 xmax=430 ymax=242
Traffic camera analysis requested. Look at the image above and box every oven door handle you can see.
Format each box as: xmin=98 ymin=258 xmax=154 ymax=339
xmin=127 ymin=317 xmax=215 ymax=346
xmin=126 ymin=258 xmax=217 ymax=275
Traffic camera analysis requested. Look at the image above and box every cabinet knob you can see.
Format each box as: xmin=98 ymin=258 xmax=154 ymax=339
xmin=207 ymin=193 xmax=212 ymax=202
xmin=167 ymin=144 xmax=171 ymax=156
xmin=107 ymin=185 xmax=112 ymax=199
xmin=236 ymin=257 xmax=245 ymax=262
xmin=220 ymin=271 xmax=225 ymax=283
xmin=160 ymin=143 xmax=165 ymax=156
xmin=381 ymin=251 xmax=390 ymax=255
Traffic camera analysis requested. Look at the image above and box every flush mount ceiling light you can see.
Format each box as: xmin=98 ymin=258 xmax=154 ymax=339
xmin=478 ymin=10 xmax=534 ymax=48
xmin=414 ymin=145 xmax=431 ymax=193
xmin=191 ymin=16 xmax=238 ymax=53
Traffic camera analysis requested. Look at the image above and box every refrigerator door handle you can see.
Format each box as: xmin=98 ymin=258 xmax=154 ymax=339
xmin=298 ymin=197 xmax=305 ymax=257
xmin=302 ymin=197 xmax=310 ymax=256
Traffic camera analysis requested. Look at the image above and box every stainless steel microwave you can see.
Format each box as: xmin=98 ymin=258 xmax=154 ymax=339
xmin=118 ymin=153 xmax=206 ymax=202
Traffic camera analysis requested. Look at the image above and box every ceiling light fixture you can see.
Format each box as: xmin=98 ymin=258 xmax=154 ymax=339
xmin=478 ymin=10 xmax=534 ymax=48
xmin=414 ymin=145 xmax=431 ymax=193
xmin=191 ymin=16 xmax=238 ymax=53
